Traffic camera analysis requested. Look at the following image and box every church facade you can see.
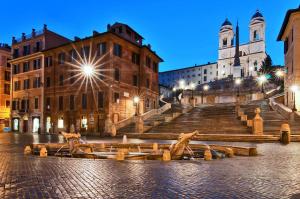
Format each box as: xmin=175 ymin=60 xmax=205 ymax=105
xmin=159 ymin=10 xmax=267 ymax=89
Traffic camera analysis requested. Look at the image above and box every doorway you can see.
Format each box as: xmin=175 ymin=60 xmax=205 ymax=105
xmin=32 ymin=117 xmax=40 ymax=133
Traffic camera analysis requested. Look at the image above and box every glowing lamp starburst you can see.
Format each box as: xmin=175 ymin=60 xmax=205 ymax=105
xmin=82 ymin=64 xmax=94 ymax=77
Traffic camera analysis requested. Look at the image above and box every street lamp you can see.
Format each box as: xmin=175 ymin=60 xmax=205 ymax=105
xmin=179 ymin=79 xmax=185 ymax=98
xmin=258 ymin=75 xmax=267 ymax=93
xmin=249 ymin=66 xmax=253 ymax=77
xmin=190 ymin=83 xmax=196 ymax=99
xmin=275 ymin=69 xmax=285 ymax=78
xmin=201 ymin=84 xmax=209 ymax=104
xmin=82 ymin=64 xmax=95 ymax=77
xmin=133 ymin=96 xmax=140 ymax=116
xmin=290 ymin=85 xmax=298 ymax=112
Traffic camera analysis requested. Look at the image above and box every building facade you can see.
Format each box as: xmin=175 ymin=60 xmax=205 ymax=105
xmin=0 ymin=44 xmax=11 ymax=131
xmin=10 ymin=23 xmax=162 ymax=135
xmin=277 ymin=6 xmax=300 ymax=111
xmin=159 ymin=10 xmax=266 ymax=89
xmin=10 ymin=25 xmax=71 ymax=133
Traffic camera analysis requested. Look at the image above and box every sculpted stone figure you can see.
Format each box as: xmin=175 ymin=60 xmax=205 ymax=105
xmin=170 ymin=131 xmax=199 ymax=160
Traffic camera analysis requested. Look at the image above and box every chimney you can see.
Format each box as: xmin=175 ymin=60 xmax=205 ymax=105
xmin=32 ymin=28 xmax=36 ymax=37
xmin=93 ymin=30 xmax=99 ymax=36
xmin=12 ymin=36 xmax=16 ymax=44
xmin=22 ymin=33 xmax=26 ymax=41
xmin=107 ymin=24 xmax=111 ymax=31
xmin=43 ymin=24 xmax=47 ymax=32
xmin=74 ymin=36 xmax=80 ymax=41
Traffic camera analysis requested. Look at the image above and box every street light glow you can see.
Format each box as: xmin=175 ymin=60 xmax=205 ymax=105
xmin=258 ymin=75 xmax=267 ymax=85
xmin=190 ymin=83 xmax=196 ymax=90
xmin=172 ymin=87 xmax=177 ymax=92
xmin=179 ymin=79 xmax=185 ymax=89
xmin=203 ymin=85 xmax=209 ymax=91
xmin=133 ymin=96 xmax=140 ymax=104
xmin=82 ymin=64 xmax=95 ymax=77
xmin=275 ymin=70 xmax=284 ymax=78
xmin=235 ymin=78 xmax=242 ymax=85
xmin=290 ymin=85 xmax=299 ymax=93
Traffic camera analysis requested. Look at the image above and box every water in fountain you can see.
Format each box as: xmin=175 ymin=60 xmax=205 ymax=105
xmin=186 ymin=145 xmax=195 ymax=160
xmin=122 ymin=135 xmax=128 ymax=144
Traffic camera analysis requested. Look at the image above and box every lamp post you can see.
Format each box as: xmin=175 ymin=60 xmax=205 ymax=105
xmin=190 ymin=83 xmax=195 ymax=99
xmin=291 ymin=85 xmax=298 ymax=112
xmin=201 ymin=85 xmax=209 ymax=104
xmin=258 ymin=75 xmax=267 ymax=94
xmin=172 ymin=87 xmax=177 ymax=103
xmin=235 ymin=78 xmax=242 ymax=114
xmin=179 ymin=79 xmax=185 ymax=98
xmin=133 ymin=96 xmax=140 ymax=116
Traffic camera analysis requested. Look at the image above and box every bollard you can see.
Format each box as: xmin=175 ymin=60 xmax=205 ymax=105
xmin=153 ymin=143 xmax=159 ymax=152
xmin=24 ymin=146 xmax=32 ymax=155
xmin=204 ymin=149 xmax=212 ymax=161
xmin=116 ymin=150 xmax=125 ymax=161
xmin=225 ymin=148 xmax=234 ymax=158
xmin=252 ymin=108 xmax=263 ymax=135
xmin=40 ymin=147 xmax=48 ymax=157
xmin=162 ymin=150 xmax=171 ymax=161
xmin=280 ymin=123 xmax=291 ymax=145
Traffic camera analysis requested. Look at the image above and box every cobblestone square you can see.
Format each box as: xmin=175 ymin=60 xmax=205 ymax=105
xmin=0 ymin=133 xmax=300 ymax=198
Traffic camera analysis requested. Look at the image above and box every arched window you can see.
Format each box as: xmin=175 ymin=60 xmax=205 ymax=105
xmin=253 ymin=30 xmax=259 ymax=41
xmin=223 ymin=38 xmax=227 ymax=47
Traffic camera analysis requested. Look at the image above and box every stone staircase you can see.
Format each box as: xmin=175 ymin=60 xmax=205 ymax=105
xmin=117 ymin=104 xmax=191 ymax=136
xmin=241 ymin=100 xmax=300 ymax=135
xmin=146 ymin=104 xmax=250 ymax=134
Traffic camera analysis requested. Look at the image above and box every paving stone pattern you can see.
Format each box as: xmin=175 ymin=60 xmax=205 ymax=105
xmin=1 ymin=134 xmax=300 ymax=198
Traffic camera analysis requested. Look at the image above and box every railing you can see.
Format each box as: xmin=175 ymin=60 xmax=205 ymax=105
xmin=269 ymin=97 xmax=292 ymax=119
xmin=116 ymin=100 xmax=172 ymax=130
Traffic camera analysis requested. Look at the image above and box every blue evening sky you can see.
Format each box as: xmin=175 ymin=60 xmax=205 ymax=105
xmin=1 ymin=0 xmax=299 ymax=71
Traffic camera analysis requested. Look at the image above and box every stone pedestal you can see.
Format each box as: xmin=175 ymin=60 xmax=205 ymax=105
xmin=135 ymin=116 xmax=144 ymax=133
xmin=163 ymin=150 xmax=171 ymax=161
xmin=253 ymin=108 xmax=263 ymax=135
xmin=280 ymin=123 xmax=291 ymax=144
xmin=40 ymin=147 xmax=47 ymax=157
xmin=204 ymin=149 xmax=212 ymax=161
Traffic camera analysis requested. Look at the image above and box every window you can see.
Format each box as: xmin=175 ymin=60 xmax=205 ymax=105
xmin=23 ymin=79 xmax=30 ymax=90
xmin=146 ymin=98 xmax=150 ymax=108
xmin=284 ymin=38 xmax=289 ymax=54
xmin=14 ymin=81 xmax=20 ymax=91
xmin=133 ymin=75 xmax=138 ymax=86
xmin=253 ymin=30 xmax=259 ymax=41
xmin=45 ymin=56 xmax=52 ymax=67
xmin=113 ymin=43 xmax=122 ymax=57
xmin=70 ymin=72 xmax=75 ymax=84
xmin=4 ymin=84 xmax=10 ymax=94
xmin=81 ymin=46 xmax=90 ymax=57
xmin=23 ymin=62 xmax=30 ymax=72
xmin=13 ymin=49 xmax=19 ymax=58
xmin=204 ymin=76 xmax=207 ymax=82
xmin=6 ymin=100 xmax=10 ymax=108
xmin=13 ymin=64 xmax=20 ymax=74
xmin=98 ymin=92 xmax=104 ymax=109
xmin=21 ymin=99 xmax=29 ymax=111
xmin=46 ymin=77 xmax=51 ymax=87
xmin=254 ymin=61 xmax=258 ymax=71
xmin=58 ymin=53 xmax=65 ymax=64
xmin=114 ymin=68 xmax=120 ymax=81
xmin=23 ymin=45 xmax=31 ymax=56
xmin=146 ymin=56 xmax=151 ymax=68
xmin=223 ymin=38 xmax=227 ymax=47
xmin=70 ymin=95 xmax=75 ymax=110
xmin=114 ymin=92 xmax=119 ymax=103
xmin=69 ymin=49 xmax=77 ymax=62
xmin=46 ymin=97 xmax=51 ymax=111
xmin=82 ymin=93 xmax=87 ymax=109
xmin=12 ymin=100 xmax=18 ymax=110
xmin=97 ymin=42 xmax=107 ymax=56
xmin=118 ymin=26 xmax=123 ymax=33
xmin=146 ymin=78 xmax=150 ymax=88
xmin=204 ymin=69 xmax=207 ymax=74
xmin=58 ymin=96 xmax=63 ymax=111
xmin=59 ymin=75 xmax=64 ymax=86
xmin=33 ymin=77 xmax=41 ymax=88
xmin=34 ymin=41 xmax=41 ymax=52
xmin=34 ymin=98 xmax=39 ymax=109
xmin=33 ymin=59 xmax=41 ymax=70
xmin=58 ymin=117 xmax=64 ymax=128
xmin=4 ymin=71 xmax=10 ymax=81
xmin=153 ymin=62 xmax=158 ymax=73
xmin=132 ymin=52 xmax=140 ymax=65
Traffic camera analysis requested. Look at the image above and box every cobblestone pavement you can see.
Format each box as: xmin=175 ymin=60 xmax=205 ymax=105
xmin=1 ymin=133 xmax=300 ymax=199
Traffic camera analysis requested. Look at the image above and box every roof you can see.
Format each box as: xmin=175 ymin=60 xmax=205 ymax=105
xmin=277 ymin=6 xmax=300 ymax=41
xmin=43 ymin=31 xmax=163 ymax=62
xmin=221 ymin=18 xmax=232 ymax=27
xmin=111 ymin=22 xmax=144 ymax=39
xmin=251 ymin=10 xmax=264 ymax=20
xmin=159 ymin=62 xmax=217 ymax=74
